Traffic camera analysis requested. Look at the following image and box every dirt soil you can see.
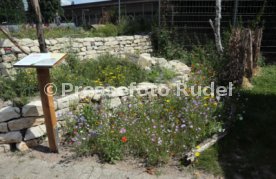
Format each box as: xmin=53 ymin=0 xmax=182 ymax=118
xmin=0 ymin=143 xmax=220 ymax=179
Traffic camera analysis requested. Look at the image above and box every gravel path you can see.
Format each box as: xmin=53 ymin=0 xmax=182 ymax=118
xmin=0 ymin=145 xmax=219 ymax=179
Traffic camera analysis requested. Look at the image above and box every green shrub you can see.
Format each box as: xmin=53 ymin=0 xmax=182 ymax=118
xmin=118 ymin=16 xmax=152 ymax=35
xmin=151 ymin=28 xmax=189 ymax=61
xmin=91 ymin=24 xmax=118 ymax=37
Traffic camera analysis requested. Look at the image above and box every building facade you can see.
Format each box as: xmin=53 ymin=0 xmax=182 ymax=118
xmin=63 ymin=0 xmax=159 ymax=26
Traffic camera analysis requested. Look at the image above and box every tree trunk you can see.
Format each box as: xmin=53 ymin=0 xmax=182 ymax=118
xmin=209 ymin=0 xmax=223 ymax=53
xmin=222 ymin=27 xmax=263 ymax=88
xmin=241 ymin=29 xmax=253 ymax=79
xmin=252 ymin=28 xmax=263 ymax=75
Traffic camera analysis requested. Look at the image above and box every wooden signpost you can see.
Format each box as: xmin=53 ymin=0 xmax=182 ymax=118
xmin=14 ymin=53 xmax=67 ymax=153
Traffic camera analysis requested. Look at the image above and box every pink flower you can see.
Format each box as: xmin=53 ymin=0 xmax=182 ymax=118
xmin=119 ymin=128 xmax=126 ymax=134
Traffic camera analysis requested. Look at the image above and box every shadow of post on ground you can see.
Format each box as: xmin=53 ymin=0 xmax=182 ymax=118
xmin=217 ymin=91 xmax=276 ymax=178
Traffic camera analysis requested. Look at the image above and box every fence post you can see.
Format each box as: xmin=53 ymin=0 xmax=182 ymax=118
xmin=118 ymin=0 xmax=121 ymax=23
xmin=233 ymin=0 xmax=239 ymax=26
xmin=158 ymin=0 xmax=161 ymax=27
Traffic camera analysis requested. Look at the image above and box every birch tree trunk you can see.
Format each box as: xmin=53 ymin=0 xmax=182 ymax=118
xmin=210 ymin=0 xmax=224 ymax=53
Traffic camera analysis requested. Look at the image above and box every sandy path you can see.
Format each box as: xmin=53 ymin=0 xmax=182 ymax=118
xmin=0 ymin=145 xmax=218 ymax=179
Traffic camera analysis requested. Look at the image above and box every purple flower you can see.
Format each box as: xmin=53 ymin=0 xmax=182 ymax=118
xmin=89 ymin=130 xmax=98 ymax=138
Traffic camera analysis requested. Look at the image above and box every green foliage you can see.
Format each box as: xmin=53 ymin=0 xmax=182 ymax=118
xmin=0 ymin=15 xmax=152 ymax=39
xmin=151 ymin=28 xmax=188 ymax=61
xmin=0 ymin=22 xmax=145 ymax=39
xmin=0 ymin=54 xmax=175 ymax=104
xmin=194 ymin=145 xmax=224 ymax=176
xmin=27 ymin=0 xmax=63 ymax=23
xmin=117 ymin=16 xmax=152 ymax=35
xmin=51 ymin=54 xmax=149 ymax=89
xmin=0 ymin=0 xmax=26 ymax=24
xmin=0 ymin=69 xmax=38 ymax=106
xmin=147 ymin=66 xmax=176 ymax=83
xmin=91 ymin=24 xmax=118 ymax=37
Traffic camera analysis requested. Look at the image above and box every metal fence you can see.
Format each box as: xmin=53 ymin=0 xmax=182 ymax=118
xmin=160 ymin=0 xmax=276 ymax=59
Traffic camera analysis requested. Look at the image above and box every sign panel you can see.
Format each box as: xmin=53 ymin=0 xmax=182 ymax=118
xmin=14 ymin=53 xmax=67 ymax=68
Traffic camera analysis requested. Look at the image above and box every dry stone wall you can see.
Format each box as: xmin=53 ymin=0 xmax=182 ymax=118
xmin=0 ymin=53 xmax=191 ymax=152
xmin=0 ymin=35 xmax=152 ymax=77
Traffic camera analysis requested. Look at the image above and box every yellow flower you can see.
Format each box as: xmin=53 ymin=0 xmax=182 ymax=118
xmin=195 ymin=152 xmax=200 ymax=157
xmin=166 ymin=99 xmax=170 ymax=103
xmin=196 ymin=145 xmax=201 ymax=149
xmin=213 ymin=102 xmax=218 ymax=106
xmin=204 ymin=103 xmax=208 ymax=107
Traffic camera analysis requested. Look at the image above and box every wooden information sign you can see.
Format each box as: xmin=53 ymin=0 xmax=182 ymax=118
xmin=14 ymin=53 xmax=67 ymax=153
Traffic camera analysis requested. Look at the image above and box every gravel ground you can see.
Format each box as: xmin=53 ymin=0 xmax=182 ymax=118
xmin=0 ymin=144 xmax=220 ymax=179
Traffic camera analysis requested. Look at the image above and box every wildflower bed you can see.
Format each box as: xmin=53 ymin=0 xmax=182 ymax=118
xmin=63 ymin=64 xmax=225 ymax=165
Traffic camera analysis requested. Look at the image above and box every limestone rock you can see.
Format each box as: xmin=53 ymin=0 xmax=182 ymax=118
xmin=20 ymin=39 xmax=34 ymax=46
xmin=24 ymin=125 xmax=46 ymax=141
xmin=22 ymin=100 xmax=44 ymax=117
xmin=0 ymin=39 xmax=13 ymax=47
xmin=79 ymin=89 xmax=95 ymax=99
xmin=49 ymin=39 xmax=58 ymax=45
xmin=8 ymin=117 xmax=44 ymax=131
xmin=154 ymin=57 xmax=168 ymax=66
xmin=21 ymin=46 xmax=31 ymax=54
xmin=57 ymin=93 xmax=79 ymax=110
xmin=0 ymin=131 xmax=22 ymax=144
xmin=0 ymin=48 xmax=5 ymax=55
xmin=0 ymin=62 xmax=12 ymax=69
xmin=2 ymin=54 xmax=16 ymax=62
xmin=0 ymin=106 xmax=20 ymax=123
xmin=137 ymin=53 xmax=154 ymax=69
xmin=30 ymin=46 xmax=40 ymax=53
xmin=16 ymin=141 xmax=29 ymax=152
xmin=92 ymin=94 xmax=102 ymax=102
xmin=114 ymin=87 xmax=129 ymax=97
xmin=0 ymin=123 xmax=8 ymax=132
xmin=168 ymin=60 xmax=191 ymax=75
xmin=133 ymin=82 xmax=158 ymax=96
xmin=0 ymin=144 xmax=11 ymax=153
xmin=103 ymin=97 xmax=121 ymax=109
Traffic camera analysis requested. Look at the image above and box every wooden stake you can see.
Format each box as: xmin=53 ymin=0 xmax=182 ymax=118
xmin=30 ymin=0 xmax=47 ymax=53
xmin=36 ymin=68 xmax=59 ymax=153
xmin=0 ymin=27 xmax=29 ymax=55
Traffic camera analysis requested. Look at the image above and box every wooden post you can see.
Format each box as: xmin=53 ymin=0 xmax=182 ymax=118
xmin=29 ymin=0 xmax=58 ymax=152
xmin=0 ymin=27 xmax=29 ymax=55
xmin=14 ymin=53 xmax=67 ymax=153
xmin=30 ymin=0 xmax=47 ymax=53
xmin=37 ymin=68 xmax=59 ymax=153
